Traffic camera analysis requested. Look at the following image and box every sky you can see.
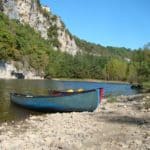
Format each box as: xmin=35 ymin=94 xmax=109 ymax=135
xmin=41 ymin=0 xmax=150 ymax=50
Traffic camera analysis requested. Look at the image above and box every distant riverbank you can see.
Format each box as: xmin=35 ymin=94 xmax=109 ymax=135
xmin=53 ymin=78 xmax=130 ymax=84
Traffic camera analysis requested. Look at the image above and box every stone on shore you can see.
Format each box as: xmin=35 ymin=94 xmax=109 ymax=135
xmin=0 ymin=94 xmax=149 ymax=150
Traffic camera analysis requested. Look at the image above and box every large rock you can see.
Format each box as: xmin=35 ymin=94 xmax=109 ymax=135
xmin=0 ymin=61 xmax=43 ymax=79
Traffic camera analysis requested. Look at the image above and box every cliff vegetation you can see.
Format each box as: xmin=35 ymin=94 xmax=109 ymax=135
xmin=0 ymin=1 xmax=149 ymax=89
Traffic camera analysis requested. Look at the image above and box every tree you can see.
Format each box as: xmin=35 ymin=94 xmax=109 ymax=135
xmin=105 ymin=58 xmax=127 ymax=81
xmin=127 ymin=63 xmax=138 ymax=83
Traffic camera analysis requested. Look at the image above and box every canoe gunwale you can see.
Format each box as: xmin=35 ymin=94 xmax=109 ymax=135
xmin=10 ymin=88 xmax=98 ymax=99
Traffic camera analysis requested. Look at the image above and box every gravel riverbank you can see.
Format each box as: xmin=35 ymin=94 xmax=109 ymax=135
xmin=0 ymin=94 xmax=150 ymax=150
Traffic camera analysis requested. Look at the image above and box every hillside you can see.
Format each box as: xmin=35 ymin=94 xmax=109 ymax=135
xmin=0 ymin=0 xmax=78 ymax=55
xmin=74 ymin=36 xmax=132 ymax=59
xmin=0 ymin=0 xmax=132 ymax=58
xmin=0 ymin=0 xmax=149 ymax=84
xmin=0 ymin=11 xmax=128 ymax=80
xmin=0 ymin=12 xmax=54 ymax=76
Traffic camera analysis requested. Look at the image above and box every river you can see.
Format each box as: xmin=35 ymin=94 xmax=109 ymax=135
xmin=0 ymin=79 xmax=138 ymax=122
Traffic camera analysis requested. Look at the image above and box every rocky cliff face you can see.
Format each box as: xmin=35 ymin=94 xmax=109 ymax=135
xmin=1 ymin=0 xmax=79 ymax=55
xmin=0 ymin=61 xmax=43 ymax=79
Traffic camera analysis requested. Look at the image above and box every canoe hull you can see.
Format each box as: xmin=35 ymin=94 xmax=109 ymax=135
xmin=10 ymin=89 xmax=100 ymax=112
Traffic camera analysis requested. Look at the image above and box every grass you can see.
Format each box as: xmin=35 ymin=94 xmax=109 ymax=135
xmin=142 ymin=81 xmax=150 ymax=90
xmin=107 ymin=96 xmax=117 ymax=103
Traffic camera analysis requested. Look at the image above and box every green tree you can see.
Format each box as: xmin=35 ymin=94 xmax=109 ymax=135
xmin=127 ymin=63 xmax=138 ymax=83
xmin=105 ymin=58 xmax=127 ymax=81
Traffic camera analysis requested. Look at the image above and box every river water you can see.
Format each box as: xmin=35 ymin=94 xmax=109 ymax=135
xmin=0 ymin=79 xmax=138 ymax=122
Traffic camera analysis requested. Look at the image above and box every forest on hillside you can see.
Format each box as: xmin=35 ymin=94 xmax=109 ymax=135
xmin=0 ymin=13 xmax=150 ymax=87
xmin=74 ymin=36 xmax=132 ymax=58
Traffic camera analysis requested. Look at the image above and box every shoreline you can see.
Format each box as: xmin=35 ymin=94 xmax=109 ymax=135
xmin=0 ymin=77 xmax=130 ymax=84
xmin=0 ymin=93 xmax=149 ymax=149
xmin=52 ymin=78 xmax=130 ymax=84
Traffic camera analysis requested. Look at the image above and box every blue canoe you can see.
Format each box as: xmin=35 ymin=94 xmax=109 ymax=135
xmin=10 ymin=88 xmax=101 ymax=112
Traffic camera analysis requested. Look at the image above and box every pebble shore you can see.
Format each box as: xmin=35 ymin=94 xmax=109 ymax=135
xmin=0 ymin=94 xmax=150 ymax=150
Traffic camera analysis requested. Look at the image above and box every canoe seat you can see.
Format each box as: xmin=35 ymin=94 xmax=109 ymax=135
xmin=26 ymin=95 xmax=33 ymax=98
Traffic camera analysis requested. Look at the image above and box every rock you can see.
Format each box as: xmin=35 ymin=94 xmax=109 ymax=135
xmin=0 ymin=93 xmax=149 ymax=149
xmin=0 ymin=61 xmax=43 ymax=79
xmin=134 ymin=139 xmax=142 ymax=145
xmin=2 ymin=0 xmax=79 ymax=55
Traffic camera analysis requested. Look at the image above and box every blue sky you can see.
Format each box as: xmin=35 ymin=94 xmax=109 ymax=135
xmin=41 ymin=0 xmax=150 ymax=49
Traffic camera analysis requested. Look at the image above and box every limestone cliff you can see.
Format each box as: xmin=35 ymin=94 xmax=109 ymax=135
xmin=0 ymin=61 xmax=43 ymax=79
xmin=1 ymin=0 xmax=79 ymax=55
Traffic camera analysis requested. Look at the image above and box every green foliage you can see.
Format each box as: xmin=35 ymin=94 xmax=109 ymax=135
xmin=106 ymin=46 xmax=132 ymax=58
xmin=74 ymin=36 xmax=132 ymax=59
xmin=41 ymin=9 xmax=51 ymax=19
xmin=104 ymin=58 xmax=128 ymax=81
xmin=127 ymin=63 xmax=138 ymax=82
xmin=47 ymin=25 xmax=61 ymax=48
xmin=0 ymin=13 xmax=51 ymax=72
xmin=132 ymin=49 xmax=150 ymax=83
xmin=107 ymin=96 xmax=117 ymax=103
xmin=0 ymin=12 xmax=149 ymax=84
xmin=142 ymin=82 xmax=150 ymax=92
xmin=65 ymin=28 xmax=73 ymax=40
xmin=51 ymin=15 xmax=57 ymax=22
